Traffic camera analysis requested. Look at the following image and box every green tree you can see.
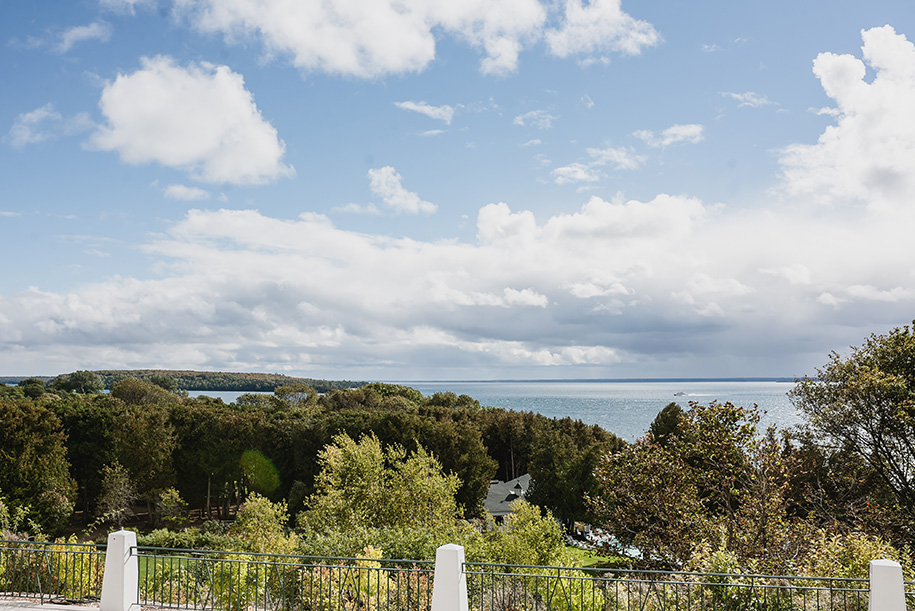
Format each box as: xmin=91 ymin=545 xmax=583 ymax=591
xmin=790 ymin=323 xmax=915 ymax=531
xmin=232 ymin=493 xmax=297 ymax=553
xmin=113 ymin=403 xmax=177 ymax=518
xmin=97 ymin=461 xmax=137 ymax=527
xmin=589 ymin=401 xmax=800 ymax=570
xmin=50 ymin=370 xmax=105 ymax=394
xmin=111 ymin=377 xmax=174 ymax=405
xmin=148 ymin=374 xmax=179 ymax=393
xmin=273 ymin=383 xmax=319 ymax=410
xmin=300 ymin=433 xmax=461 ymax=531
xmin=18 ymin=378 xmax=47 ymax=399
xmin=0 ymin=399 xmax=76 ymax=533
xmin=649 ymin=402 xmax=683 ymax=446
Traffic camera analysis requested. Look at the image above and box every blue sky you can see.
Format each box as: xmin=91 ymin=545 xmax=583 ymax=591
xmin=2 ymin=0 xmax=914 ymax=380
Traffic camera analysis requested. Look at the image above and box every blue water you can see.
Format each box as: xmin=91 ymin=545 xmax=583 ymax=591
xmin=194 ymin=380 xmax=800 ymax=442
xmin=394 ymin=380 xmax=800 ymax=442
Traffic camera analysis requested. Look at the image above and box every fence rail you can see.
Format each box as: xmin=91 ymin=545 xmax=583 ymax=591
xmin=3 ymin=538 xmax=914 ymax=611
xmin=464 ymin=562 xmax=873 ymax=611
xmin=0 ymin=539 xmax=106 ymax=604
xmin=135 ymin=546 xmax=435 ymax=611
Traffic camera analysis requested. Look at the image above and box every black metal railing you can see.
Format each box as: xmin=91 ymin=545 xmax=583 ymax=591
xmin=135 ymin=546 xmax=435 ymax=611
xmin=464 ymin=563 xmax=873 ymax=611
xmin=4 ymin=539 xmax=914 ymax=611
xmin=0 ymin=539 xmax=106 ymax=603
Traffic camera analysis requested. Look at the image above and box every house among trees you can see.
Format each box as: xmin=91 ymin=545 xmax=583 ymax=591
xmin=484 ymin=473 xmax=530 ymax=520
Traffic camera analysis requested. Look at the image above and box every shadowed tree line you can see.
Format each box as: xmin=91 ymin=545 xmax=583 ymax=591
xmin=0 ymin=377 xmax=620 ymax=538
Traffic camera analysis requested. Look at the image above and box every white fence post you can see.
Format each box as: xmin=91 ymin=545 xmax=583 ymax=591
xmin=869 ymin=558 xmax=906 ymax=611
xmin=101 ymin=529 xmax=138 ymax=611
xmin=431 ymin=543 xmax=468 ymax=611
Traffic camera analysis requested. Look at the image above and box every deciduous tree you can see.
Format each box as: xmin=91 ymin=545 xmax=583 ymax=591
xmin=791 ymin=323 xmax=915 ymax=532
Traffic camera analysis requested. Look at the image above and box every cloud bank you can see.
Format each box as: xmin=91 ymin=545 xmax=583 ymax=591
xmin=2 ymin=26 xmax=915 ymax=379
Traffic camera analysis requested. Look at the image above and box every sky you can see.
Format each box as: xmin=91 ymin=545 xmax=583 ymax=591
xmin=2 ymin=0 xmax=915 ymax=381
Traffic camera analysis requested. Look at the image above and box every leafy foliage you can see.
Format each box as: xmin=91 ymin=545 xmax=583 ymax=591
xmin=589 ymin=401 xmax=805 ymax=571
xmin=791 ymin=322 xmax=915 ymax=535
xmin=300 ymin=432 xmax=461 ymax=532
xmin=97 ymin=460 xmax=137 ymax=527
xmin=0 ymin=399 xmax=76 ymax=533
xmin=49 ymin=370 xmax=104 ymax=394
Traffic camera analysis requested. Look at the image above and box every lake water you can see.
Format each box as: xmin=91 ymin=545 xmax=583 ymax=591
xmin=197 ymin=379 xmax=801 ymax=442
xmin=395 ymin=380 xmax=800 ymax=441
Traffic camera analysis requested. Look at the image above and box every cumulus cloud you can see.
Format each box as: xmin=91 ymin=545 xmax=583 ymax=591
xmin=175 ymin=0 xmax=548 ymax=77
xmin=545 ymin=0 xmax=661 ymax=58
xmin=779 ymin=25 xmax=915 ymax=212
xmin=634 ymin=123 xmax=704 ymax=148
xmin=368 ymin=166 xmax=437 ymax=214
xmin=165 ymin=184 xmax=211 ymax=201
xmin=87 ymin=56 xmax=294 ymax=185
xmin=55 ymin=21 xmax=112 ymax=53
xmin=395 ymin=101 xmax=455 ymax=124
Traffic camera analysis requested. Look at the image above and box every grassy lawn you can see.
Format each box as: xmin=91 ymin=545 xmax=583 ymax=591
xmin=565 ymin=545 xmax=623 ymax=568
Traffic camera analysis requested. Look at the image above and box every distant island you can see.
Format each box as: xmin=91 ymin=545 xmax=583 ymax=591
xmin=0 ymin=369 xmax=368 ymax=393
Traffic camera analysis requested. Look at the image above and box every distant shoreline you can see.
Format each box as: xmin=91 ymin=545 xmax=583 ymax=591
xmin=391 ymin=377 xmax=800 ymax=384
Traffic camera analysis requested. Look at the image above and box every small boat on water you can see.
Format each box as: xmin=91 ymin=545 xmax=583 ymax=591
xmin=673 ymin=391 xmax=686 ymax=396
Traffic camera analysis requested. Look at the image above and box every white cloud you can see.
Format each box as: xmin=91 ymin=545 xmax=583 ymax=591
xmin=55 ymin=21 xmax=111 ymax=53
xmin=419 ymin=129 xmax=445 ymax=137
xmin=331 ymin=203 xmax=382 ymax=215
xmin=578 ymin=56 xmax=611 ymax=68
xmin=176 ymin=0 xmax=548 ymax=77
xmin=845 ymin=284 xmax=912 ymax=302
xmin=634 ymin=123 xmax=704 ymax=148
xmin=702 ymin=43 xmax=720 ymax=53
xmin=552 ymin=145 xmax=644 ymax=184
xmin=8 ymin=104 xmax=62 ymax=147
xmin=760 ymin=264 xmax=812 ymax=285
xmin=521 ymin=139 xmax=542 ymax=147
xmin=395 ymin=101 xmax=454 ymax=124
xmin=6 ymin=28 xmax=915 ymax=378
xmin=0 ymin=212 xmax=21 ymax=217
xmin=514 ymin=110 xmax=558 ymax=129
xmin=165 ymin=184 xmax=211 ymax=201
xmin=779 ymin=25 xmax=915 ymax=212
xmin=88 ymin=56 xmax=294 ymax=185
xmin=368 ymin=166 xmax=437 ymax=214
xmin=99 ymin=0 xmax=154 ymax=13
xmin=586 ymin=146 xmax=645 ymax=169
xmin=721 ymin=91 xmax=777 ymax=108
xmin=7 ymin=105 xmax=92 ymax=147
xmin=3 ymin=181 xmax=915 ymax=378
xmin=552 ymin=163 xmax=601 ymax=185
xmin=546 ymin=0 xmax=661 ymax=58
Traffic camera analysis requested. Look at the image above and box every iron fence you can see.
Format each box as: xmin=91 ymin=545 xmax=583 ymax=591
xmin=0 ymin=539 xmax=105 ymax=603
xmin=464 ymin=563 xmax=875 ymax=611
xmin=135 ymin=546 xmax=435 ymax=611
xmin=4 ymin=539 xmax=915 ymax=611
